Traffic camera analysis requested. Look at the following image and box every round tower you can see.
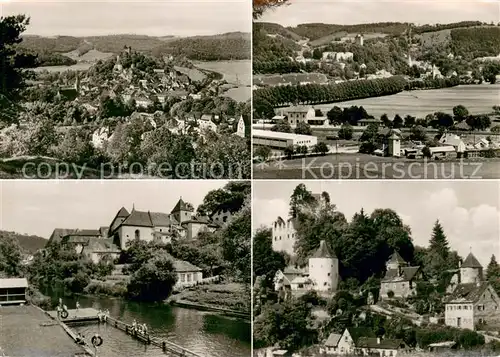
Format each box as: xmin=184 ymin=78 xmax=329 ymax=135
xmin=460 ymin=252 xmax=483 ymax=284
xmin=308 ymin=240 xmax=339 ymax=292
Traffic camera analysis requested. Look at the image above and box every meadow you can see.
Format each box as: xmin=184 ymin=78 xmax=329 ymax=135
xmin=314 ymin=84 xmax=500 ymax=118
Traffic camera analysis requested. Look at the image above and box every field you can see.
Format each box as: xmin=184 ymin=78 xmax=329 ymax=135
xmin=33 ymin=62 xmax=94 ymax=72
xmin=224 ymin=86 xmax=251 ymax=102
xmin=253 ymin=154 xmax=500 ymax=179
xmin=62 ymin=49 xmax=115 ymax=62
xmin=314 ymin=84 xmax=500 ymax=118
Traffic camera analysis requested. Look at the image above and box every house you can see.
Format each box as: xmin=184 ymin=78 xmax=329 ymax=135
xmin=198 ymin=114 xmax=218 ymax=132
xmin=61 ymin=229 xmax=102 ymax=254
xmin=428 ymin=146 xmax=456 ymax=159
xmin=357 ymin=336 xmax=406 ymax=356
xmin=135 ymin=95 xmax=152 ymax=108
xmin=439 ymin=133 xmax=466 ymax=153
xmin=319 ymin=328 xmax=371 ymax=355
xmin=91 ymin=127 xmax=110 ymax=149
xmin=358 ymin=118 xmax=382 ymax=127
xmin=80 ymin=238 xmax=121 ymax=264
xmin=284 ymin=106 xmax=316 ymax=126
xmin=174 ymin=259 xmax=203 ymax=288
xmin=47 ymin=228 xmax=77 ymax=246
xmin=274 ymin=266 xmax=306 ymax=293
xmin=380 ymin=251 xmax=421 ymax=299
xmin=0 ymin=278 xmax=28 ymax=305
xmin=445 ymin=252 xmax=500 ymax=330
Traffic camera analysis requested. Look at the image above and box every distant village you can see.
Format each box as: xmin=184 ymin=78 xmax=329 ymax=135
xmin=252 ymin=104 xmax=500 ymax=161
xmin=255 ymin=193 xmax=500 ymax=357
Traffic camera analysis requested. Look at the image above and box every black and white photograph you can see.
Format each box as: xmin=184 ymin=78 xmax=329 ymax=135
xmin=252 ymin=0 xmax=500 ymax=179
xmin=0 ymin=0 xmax=251 ymax=179
xmin=253 ymin=180 xmax=500 ymax=356
xmin=0 ymin=180 xmax=251 ymax=357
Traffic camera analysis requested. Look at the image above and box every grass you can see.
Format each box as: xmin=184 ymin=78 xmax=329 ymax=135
xmin=172 ymin=283 xmax=249 ymax=313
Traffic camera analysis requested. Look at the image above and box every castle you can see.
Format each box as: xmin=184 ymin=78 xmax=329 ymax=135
xmin=274 ymin=240 xmax=339 ymax=295
xmin=48 ymin=197 xmax=231 ymax=261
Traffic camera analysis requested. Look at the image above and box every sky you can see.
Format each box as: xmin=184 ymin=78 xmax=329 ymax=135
xmin=253 ymin=181 xmax=500 ymax=267
xmin=0 ymin=180 xmax=227 ymax=239
xmin=0 ymin=0 xmax=250 ymax=37
xmin=258 ymin=0 xmax=500 ymax=26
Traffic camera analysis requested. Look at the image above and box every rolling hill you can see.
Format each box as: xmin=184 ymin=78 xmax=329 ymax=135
xmin=19 ymin=32 xmax=251 ymax=62
xmin=0 ymin=230 xmax=47 ymax=254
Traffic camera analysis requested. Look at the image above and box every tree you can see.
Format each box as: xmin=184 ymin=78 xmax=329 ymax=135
xmin=0 ymin=15 xmax=37 ymax=125
xmin=466 ymin=115 xmax=491 ymax=131
xmin=429 ymin=220 xmax=449 ymax=259
xmin=253 ymin=0 xmax=289 ymax=19
xmin=254 ymin=146 xmax=272 ymax=161
xmin=0 ymin=233 xmax=23 ymax=276
xmin=127 ymin=252 xmax=177 ymax=302
xmin=314 ymin=109 xmax=323 ymax=117
xmin=381 ymin=114 xmax=391 ymax=128
xmin=313 ymin=142 xmax=329 ymax=155
xmin=487 ymin=255 xmax=500 ymax=282
xmin=294 ymin=122 xmax=312 ymax=135
xmin=253 ymin=228 xmax=286 ymax=287
xmin=289 ymin=183 xmax=316 ymax=218
xmin=271 ymin=119 xmax=292 ymax=133
xmin=410 ymin=125 xmax=427 ymax=141
xmin=338 ymin=124 xmax=353 ymax=140
xmin=283 ymin=145 xmax=294 ymax=159
xmin=404 ymin=115 xmax=416 ymax=128
xmin=393 ymin=115 xmax=403 ymax=128
xmin=327 ymin=106 xmax=343 ymax=125
xmin=453 ymin=105 xmax=469 ymax=122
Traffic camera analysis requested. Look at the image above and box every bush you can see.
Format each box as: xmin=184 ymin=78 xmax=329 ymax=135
xmin=338 ymin=124 xmax=353 ymax=140
xmin=359 ymin=141 xmax=377 ymax=154
xmin=64 ymin=271 xmax=91 ymax=293
xmin=84 ymin=281 xmax=127 ymax=297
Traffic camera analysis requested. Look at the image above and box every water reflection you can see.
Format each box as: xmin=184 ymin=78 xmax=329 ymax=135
xmin=47 ymin=293 xmax=250 ymax=357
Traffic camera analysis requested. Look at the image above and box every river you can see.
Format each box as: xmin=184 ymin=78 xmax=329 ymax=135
xmin=45 ymin=292 xmax=250 ymax=357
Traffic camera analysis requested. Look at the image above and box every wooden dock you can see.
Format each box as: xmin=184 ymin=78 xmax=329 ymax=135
xmin=105 ymin=316 xmax=203 ymax=357
xmin=46 ymin=308 xmax=100 ymax=323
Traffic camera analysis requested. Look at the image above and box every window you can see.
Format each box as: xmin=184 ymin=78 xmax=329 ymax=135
xmin=135 ymin=229 xmax=140 ymax=240
xmin=328 ymin=273 xmax=331 ymax=276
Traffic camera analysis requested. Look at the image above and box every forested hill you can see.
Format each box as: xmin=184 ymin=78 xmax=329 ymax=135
xmin=0 ymin=231 xmax=47 ymax=254
xmin=18 ymin=32 xmax=251 ymax=61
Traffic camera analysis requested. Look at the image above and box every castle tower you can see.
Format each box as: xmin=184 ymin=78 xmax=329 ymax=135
xmin=355 ymin=34 xmax=364 ymax=46
xmin=460 ymin=252 xmax=483 ymax=284
xmin=272 ymin=217 xmax=297 ymax=256
xmin=386 ymin=250 xmax=407 ymax=275
xmin=171 ymin=197 xmax=193 ymax=224
xmin=308 ymin=240 xmax=339 ymax=292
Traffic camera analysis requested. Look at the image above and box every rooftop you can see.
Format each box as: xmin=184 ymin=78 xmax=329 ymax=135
xmin=382 ymin=266 xmax=420 ymax=282
xmin=311 ymin=240 xmax=337 ymax=259
xmin=462 ymin=252 xmax=483 ymax=268
xmin=0 ymin=305 xmax=89 ymax=357
xmin=253 ymin=129 xmax=316 ymax=141
xmin=446 ymin=282 xmax=490 ymax=303
xmin=0 ymin=278 xmax=28 ymax=289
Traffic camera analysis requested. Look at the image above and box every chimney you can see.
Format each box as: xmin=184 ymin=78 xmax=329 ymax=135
xmin=377 ymin=337 xmax=381 ymax=344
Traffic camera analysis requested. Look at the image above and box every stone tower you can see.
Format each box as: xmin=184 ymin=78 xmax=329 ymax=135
xmin=171 ymin=197 xmax=192 ymax=224
xmin=386 ymin=250 xmax=407 ymax=275
xmin=460 ymin=252 xmax=483 ymax=284
xmin=308 ymin=240 xmax=339 ymax=292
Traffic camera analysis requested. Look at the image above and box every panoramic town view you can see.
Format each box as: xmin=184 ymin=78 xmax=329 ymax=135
xmin=252 ymin=0 xmax=500 ymax=179
xmin=0 ymin=180 xmax=251 ymax=357
xmin=253 ymin=180 xmax=500 ymax=356
xmin=0 ymin=0 xmax=251 ymax=179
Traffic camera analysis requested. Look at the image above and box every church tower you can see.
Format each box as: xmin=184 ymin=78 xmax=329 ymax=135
xmin=308 ymin=240 xmax=339 ymax=292
xmin=460 ymin=252 xmax=483 ymax=284
xmin=171 ymin=197 xmax=193 ymax=224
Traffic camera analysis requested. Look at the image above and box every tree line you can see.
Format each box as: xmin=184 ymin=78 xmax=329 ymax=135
xmin=253 ymin=76 xmax=407 ymax=117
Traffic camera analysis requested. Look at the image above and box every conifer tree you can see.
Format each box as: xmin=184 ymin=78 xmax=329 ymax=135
xmin=428 ymin=220 xmax=449 ymax=259
xmin=487 ymin=255 xmax=500 ymax=281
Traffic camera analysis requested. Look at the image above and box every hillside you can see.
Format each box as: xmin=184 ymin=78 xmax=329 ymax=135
xmin=256 ymin=22 xmax=305 ymax=41
xmin=0 ymin=230 xmax=47 ymax=253
xmin=19 ymin=32 xmax=251 ymax=62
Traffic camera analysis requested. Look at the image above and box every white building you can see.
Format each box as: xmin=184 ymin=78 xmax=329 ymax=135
xmin=252 ymin=130 xmax=318 ymax=152
xmin=308 ymin=240 xmax=339 ymax=292
xmin=445 ymin=253 xmax=500 ymax=330
xmin=236 ymin=115 xmax=246 ymax=138
xmin=91 ymin=127 xmax=110 ymax=149
xmin=388 ymin=133 xmax=402 ymax=157
xmin=439 ymin=133 xmax=466 ymax=153
xmin=198 ymin=114 xmax=218 ymax=132
xmin=320 ymin=328 xmax=356 ymax=355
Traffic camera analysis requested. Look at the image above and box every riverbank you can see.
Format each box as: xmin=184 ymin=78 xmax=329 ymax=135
xmin=168 ymin=283 xmax=250 ymax=319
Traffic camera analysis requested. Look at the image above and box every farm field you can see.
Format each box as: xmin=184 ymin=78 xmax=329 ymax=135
xmin=33 ymin=62 xmax=94 ymax=72
xmin=313 ymin=84 xmax=500 ymax=118
xmin=224 ymin=86 xmax=251 ymax=102
xmin=253 ymin=154 xmax=500 ymax=179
